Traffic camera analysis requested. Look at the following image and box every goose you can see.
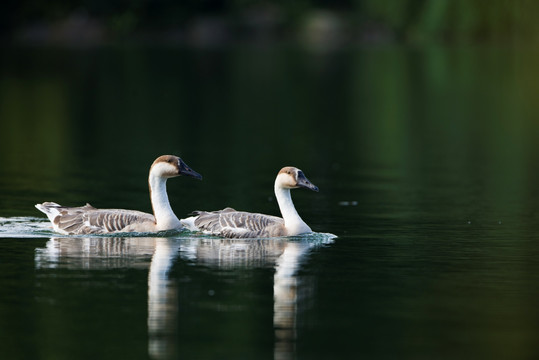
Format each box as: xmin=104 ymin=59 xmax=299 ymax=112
xmin=35 ymin=155 xmax=202 ymax=235
xmin=181 ymin=166 xmax=318 ymax=238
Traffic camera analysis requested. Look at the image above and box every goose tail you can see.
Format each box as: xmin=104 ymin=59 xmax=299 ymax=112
xmin=35 ymin=202 xmax=63 ymax=223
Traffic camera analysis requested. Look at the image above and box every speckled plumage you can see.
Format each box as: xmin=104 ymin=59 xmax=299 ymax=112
xmin=36 ymin=202 xmax=155 ymax=234
xmin=191 ymin=208 xmax=286 ymax=238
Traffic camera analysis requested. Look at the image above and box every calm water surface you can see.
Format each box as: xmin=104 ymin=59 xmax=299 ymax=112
xmin=2 ymin=44 xmax=539 ymax=359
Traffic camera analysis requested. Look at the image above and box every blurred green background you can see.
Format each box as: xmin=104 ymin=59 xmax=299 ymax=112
xmin=2 ymin=0 xmax=539 ymax=46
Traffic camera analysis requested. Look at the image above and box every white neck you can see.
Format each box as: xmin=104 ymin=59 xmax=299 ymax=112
xmin=149 ymin=174 xmax=181 ymax=230
xmin=274 ymin=184 xmax=311 ymax=236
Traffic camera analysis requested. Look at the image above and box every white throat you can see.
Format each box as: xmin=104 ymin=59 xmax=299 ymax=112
xmin=274 ymin=183 xmax=311 ymax=236
xmin=149 ymin=173 xmax=181 ymax=230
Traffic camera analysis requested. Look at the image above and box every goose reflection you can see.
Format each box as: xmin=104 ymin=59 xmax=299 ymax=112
xmin=35 ymin=236 xmax=180 ymax=359
xmin=179 ymin=237 xmax=334 ymax=360
xmin=34 ymin=237 xmax=158 ymax=270
xmin=34 ymin=234 xmax=334 ymax=360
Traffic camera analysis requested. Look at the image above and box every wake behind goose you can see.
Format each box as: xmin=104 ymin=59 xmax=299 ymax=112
xmin=35 ymin=155 xmax=202 ymax=235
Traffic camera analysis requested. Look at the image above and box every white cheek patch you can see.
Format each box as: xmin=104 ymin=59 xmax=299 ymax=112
xmin=151 ymin=162 xmax=178 ymax=177
xmin=276 ymin=173 xmax=296 ymax=188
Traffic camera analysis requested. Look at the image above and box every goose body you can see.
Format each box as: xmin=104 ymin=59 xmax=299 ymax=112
xmin=181 ymin=167 xmax=318 ymax=238
xmin=36 ymin=155 xmax=202 ymax=235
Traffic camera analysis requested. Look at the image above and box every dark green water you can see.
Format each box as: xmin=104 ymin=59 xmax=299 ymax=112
xmin=2 ymin=45 xmax=539 ymax=359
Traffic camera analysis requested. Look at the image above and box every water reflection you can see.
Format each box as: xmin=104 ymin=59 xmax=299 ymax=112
xmin=35 ymin=237 xmax=157 ymax=269
xmin=148 ymin=239 xmax=181 ymax=359
xmin=34 ymin=235 xmax=334 ymax=359
xmin=273 ymin=242 xmax=312 ymax=360
xmin=179 ymin=237 xmax=334 ymax=360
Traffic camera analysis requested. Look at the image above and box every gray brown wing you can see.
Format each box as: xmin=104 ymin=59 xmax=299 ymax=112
xmin=193 ymin=208 xmax=284 ymax=238
xmin=54 ymin=205 xmax=154 ymax=234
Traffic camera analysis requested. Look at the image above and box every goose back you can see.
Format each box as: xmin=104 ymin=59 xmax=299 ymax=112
xmin=192 ymin=208 xmax=286 ymax=238
xmin=37 ymin=202 xmax=155 ymax=235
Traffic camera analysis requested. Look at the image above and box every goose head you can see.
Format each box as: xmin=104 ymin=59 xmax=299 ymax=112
xmin=150 ymin=155 xmax=202 ymax=180
xmin=276 ymin=166 xmax=319 ymax=192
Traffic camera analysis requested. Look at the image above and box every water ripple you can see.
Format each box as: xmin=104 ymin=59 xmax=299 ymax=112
xmin=0 ymin=216 xmax=337 ymax=242
xmin=0 ymin=216 xmax=55 ymax=238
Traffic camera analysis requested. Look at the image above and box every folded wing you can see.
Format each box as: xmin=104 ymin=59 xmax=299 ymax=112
xmin=192 ymin=207 xmax=285 ymax=238
xmin=36 ymin=202 xmax=155 ymax=235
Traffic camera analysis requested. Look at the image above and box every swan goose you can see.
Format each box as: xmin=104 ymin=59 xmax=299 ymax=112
xmin=35 ymin=155 xmax=202 ymax=235
xmin=181 ymin=166 xmax=318 ymax=238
